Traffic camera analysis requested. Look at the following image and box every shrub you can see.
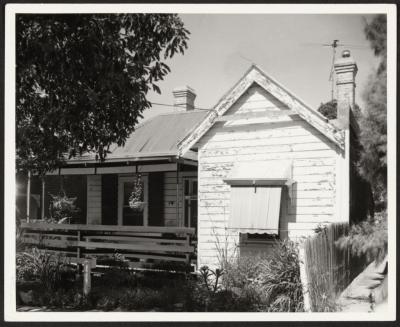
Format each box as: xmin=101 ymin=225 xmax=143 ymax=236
xmin=16 ymin=247 xmax=74 ymax=290
xmin=48 ymin=192 xmax=79 ymax=223
xmin=16 ymin=251 xmax=38 ymax=282
xmin=220 ymin=239 xmax=304 ymax=312
xmin=336 ymin=210 xmax=387 ymax=263
xmin=36 ymin=287 xmax=88 ymax=309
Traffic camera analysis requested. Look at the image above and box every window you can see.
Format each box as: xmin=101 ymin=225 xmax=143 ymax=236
xmin=224 ymin=160 xmax=292 ymax=237
xmin=183 ymin=178 xmax=197 ymax=229
xmin=118 ymin=176 xmax=148 ymax=226
xmin=240 ymin=232 xmax=279 ymax=244
xmin=229 ymin=185 xmax=282 ymax=235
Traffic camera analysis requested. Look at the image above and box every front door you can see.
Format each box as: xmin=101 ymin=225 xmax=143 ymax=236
xmin=183 ymin=178 xmax=198 ymax=230
xmin=118 ymin=176 xmax=148 ymax=226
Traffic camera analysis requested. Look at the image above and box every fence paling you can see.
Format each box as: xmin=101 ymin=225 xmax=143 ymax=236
xmin=302 ymin=223 xmax=351 ymax=311
xmin=20 ymin=222 xmax=196 ymax=268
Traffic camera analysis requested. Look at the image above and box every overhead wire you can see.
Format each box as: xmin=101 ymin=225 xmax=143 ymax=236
xmin=150 ymin=101 xmax=212 ymax=111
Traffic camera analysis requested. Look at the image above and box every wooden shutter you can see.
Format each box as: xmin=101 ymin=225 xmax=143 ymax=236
xmin=229 ymin=186 xmax=282 ymax=234
xmin=148 ymin=172 xmax=164 ymax=226
xmin=101 ymin=174 xmax=118 ymax=225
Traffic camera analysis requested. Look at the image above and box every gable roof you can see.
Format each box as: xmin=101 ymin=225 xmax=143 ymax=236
xmin=178 ymin=65 xmax=344 ymax=156
xmin=69 ymin=110 xmax=208 ymax=163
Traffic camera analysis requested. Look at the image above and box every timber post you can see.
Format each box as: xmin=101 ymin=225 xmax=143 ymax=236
xmin=298 ymin=241 xmax=312 ymax=312
xmin=41 ymin=177 xmax=45 ymax=219
xmin=83 ymin=259 xmax=91 ymax=296
xmin=26 ymin=171 xmax=31 ymax=222
xmin=176 ymin=158 xmax=180 ymax=226
xmin=76 ymin=230 xmax=82 ymax=276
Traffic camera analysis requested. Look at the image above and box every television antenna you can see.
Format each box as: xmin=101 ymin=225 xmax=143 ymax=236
xmin=327 ymin=39 xmax=339 ymax=101
xmin=301 ymin=40 xmax=369 ymax=100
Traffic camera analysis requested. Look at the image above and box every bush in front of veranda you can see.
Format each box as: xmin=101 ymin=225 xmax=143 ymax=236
xmin=16 ymin=247 xmax=75 ymax=290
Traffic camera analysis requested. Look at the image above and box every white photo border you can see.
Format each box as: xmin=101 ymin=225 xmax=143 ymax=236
xmin=4 ymin=3 xmax=397 ymax=322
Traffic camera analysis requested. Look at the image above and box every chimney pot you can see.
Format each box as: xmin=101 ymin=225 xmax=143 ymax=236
xmin=342 ymin=50 xmax=351 ymax=58
xmin=173 ymin=86 xmax=196 ymax=111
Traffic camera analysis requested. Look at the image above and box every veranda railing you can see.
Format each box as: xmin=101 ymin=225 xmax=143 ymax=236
xmin=20 ymin=221 xmax=196 ymax=270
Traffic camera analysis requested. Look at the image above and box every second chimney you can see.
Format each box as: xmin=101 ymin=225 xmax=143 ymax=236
xmin=173 ymin=86 xmax=196 ymax=111
xmin=334 ymin=50 xmax=358 ymax=129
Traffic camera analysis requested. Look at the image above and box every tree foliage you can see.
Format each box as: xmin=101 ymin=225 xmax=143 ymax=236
xmin=336 ymin=211 xmax=387 ymax=263
xmin=358 ymin=14 xmax=387 ymax=208
xmin=317 ymin=99 xmax=361 ymax=121
xmin=336 ymin=15 xmax=388 ymax=264
xmin=317 ymin=100 xmax=338 ymax=120
xmin=16 ymin=14 xmax=190 ymax=176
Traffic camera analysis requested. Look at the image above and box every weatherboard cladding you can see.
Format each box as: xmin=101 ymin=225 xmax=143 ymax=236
xmin=178 ymin=65 xmax=344 ymax=156
xmin=195 ymin=83 xmax=342 ymax=268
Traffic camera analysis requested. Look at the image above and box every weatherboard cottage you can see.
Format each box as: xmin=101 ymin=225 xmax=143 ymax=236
xmin=19 ymin=51 xmax=368 ymax=268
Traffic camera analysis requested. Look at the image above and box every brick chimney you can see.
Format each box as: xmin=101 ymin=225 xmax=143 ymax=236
xmin=334 ymin=50 xmax=358 ymax=129
xmin=173 ymin=86 xmax=196 ymax=111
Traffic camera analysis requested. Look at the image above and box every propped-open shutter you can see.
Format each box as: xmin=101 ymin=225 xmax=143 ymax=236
xmin=148 ymin=172 xmax=164 ymax=226
xmin=229 ymin=186 xmax=282 ymax=234
xmin=102 ymin=174 xmax=118 ymax=225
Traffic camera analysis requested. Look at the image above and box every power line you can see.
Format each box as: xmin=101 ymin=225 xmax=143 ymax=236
xmin=150 ymin=101 xmax=211 ymax=111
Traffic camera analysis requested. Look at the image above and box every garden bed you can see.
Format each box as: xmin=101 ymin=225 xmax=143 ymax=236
xmin=16 ymin=240 xmax=306 ymax=312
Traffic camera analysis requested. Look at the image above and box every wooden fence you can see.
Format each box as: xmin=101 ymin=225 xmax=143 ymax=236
xmin=302 ymin=223 xmax=352 ymax=311
xmin=20 ymin=221 xmax=196 ymax=270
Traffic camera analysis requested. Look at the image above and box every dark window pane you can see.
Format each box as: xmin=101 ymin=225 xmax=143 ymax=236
xmin=123 ymin=207 xmax=143 ymax=226
xmin=184 ymin=180 xmax=190 ymax=196
xmin=247 ymin=233 xmax=278 ymax=240
xmin=184 ymin=199 xmax=189 ymax=227
xmin=193 ymin=181 xmax=198 ymax=196
xmin=190 ymin=199 xmax=197 ymax=229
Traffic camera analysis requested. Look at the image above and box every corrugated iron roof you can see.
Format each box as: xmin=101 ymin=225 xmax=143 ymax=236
xmin=70 ymin=110 xmax=208 ymax=162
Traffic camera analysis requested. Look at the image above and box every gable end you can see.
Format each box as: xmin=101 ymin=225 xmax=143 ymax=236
xmin=178 ymin=65 xmax=344 ymax=156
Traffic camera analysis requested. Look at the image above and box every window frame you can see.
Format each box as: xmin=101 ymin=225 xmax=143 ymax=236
xmin=229 ymin=183 xmax=288 ymax=243
xmin=182 ymin=177 xmax=198 ymax=228
xmin=117 ymin=175 xmax=148 ymax=226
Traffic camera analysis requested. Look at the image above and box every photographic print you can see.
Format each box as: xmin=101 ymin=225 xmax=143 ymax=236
xmin=4 ymin=3 xmax=396 ymax=322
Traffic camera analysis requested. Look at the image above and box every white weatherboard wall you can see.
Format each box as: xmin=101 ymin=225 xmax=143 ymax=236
xmin=196 ymin=85 xmax=343 ymax=268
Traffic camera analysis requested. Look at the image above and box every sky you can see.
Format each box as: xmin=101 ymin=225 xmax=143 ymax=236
xmin=143 ymin=14 xmax=379 ymax=122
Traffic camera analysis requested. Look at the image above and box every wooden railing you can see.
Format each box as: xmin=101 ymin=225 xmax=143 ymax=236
xmin=20 ymin=222 xmax=196 ymax=270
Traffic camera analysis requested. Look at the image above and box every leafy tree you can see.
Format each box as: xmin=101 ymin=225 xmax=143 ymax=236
xmin=317 ymin=100 xmax=338 ymax=120
xmin=336 ymin=15 xmax=388 ymax=265
xmin=317 ymin=99 xmax=361 ymax=121
xmin=358 ymin=14 xmax=387 ymax=208
xmin=336 ymin=210 xmax=387 ymax=263
xmin=17 ymin=14 xmax=190 ymax=176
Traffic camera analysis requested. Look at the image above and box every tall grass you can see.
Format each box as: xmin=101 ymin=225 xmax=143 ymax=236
xmin=303 ymin=223 xmax=352 ymax=311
